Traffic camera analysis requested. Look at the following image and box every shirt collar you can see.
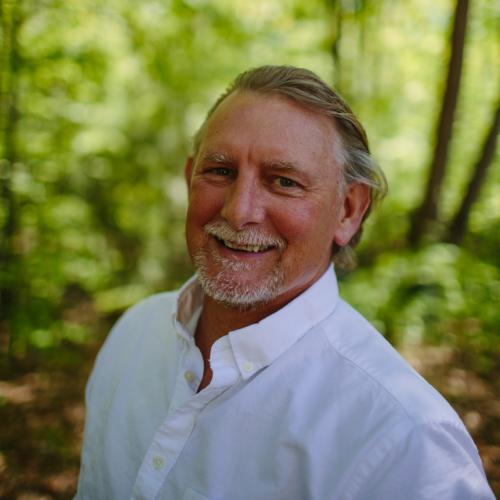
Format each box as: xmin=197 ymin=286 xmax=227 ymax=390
xmin=173 ymin=275 xmax=203 ymax=343
xmin=173 ymin=266 xmax=339 ymax=379
xmin=229 ymin=266 xmax=339 ymax=379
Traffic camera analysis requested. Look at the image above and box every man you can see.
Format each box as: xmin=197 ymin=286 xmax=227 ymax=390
xmin=76 ymin=66 xmax=493 ymax=499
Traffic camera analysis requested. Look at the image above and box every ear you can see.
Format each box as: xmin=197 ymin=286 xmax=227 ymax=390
xmin=184 ymin=156 xmax=194 ymax=187
xmin=333 ymin=183 xmax=371 ymax=246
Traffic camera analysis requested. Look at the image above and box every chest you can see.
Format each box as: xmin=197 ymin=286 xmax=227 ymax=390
xmin=128 ymin=363 xmax=400 ymax=500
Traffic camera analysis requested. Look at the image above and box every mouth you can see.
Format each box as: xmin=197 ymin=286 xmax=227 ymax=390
xmin=215 ymin=237 xmax=276 ymax=253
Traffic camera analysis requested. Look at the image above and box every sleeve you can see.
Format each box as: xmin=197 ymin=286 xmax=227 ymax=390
xmin=75 ymin=292 xmax=177 ymax=499
xmin=344 ymin=421 xmax=495 ymax=500
xmin=74 ymin=368 xmax=98 ymax=499
xmin=74 ymin=311 xmax=127 ymax=500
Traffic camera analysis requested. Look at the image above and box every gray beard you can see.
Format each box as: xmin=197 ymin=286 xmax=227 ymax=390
xmin=193 ymin=248 xmax=285 ymax=311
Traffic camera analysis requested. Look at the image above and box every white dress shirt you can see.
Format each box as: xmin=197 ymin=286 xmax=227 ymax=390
xmin=76 ymin=267 xmax=494 ymax=499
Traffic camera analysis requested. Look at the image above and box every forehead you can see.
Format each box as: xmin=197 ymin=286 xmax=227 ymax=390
xmin=198 ymin=91 xmax=341 ymax=166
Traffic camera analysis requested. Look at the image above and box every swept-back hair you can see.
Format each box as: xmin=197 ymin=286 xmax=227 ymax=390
xmin=193 ymin=65 xmax=387 ymax=270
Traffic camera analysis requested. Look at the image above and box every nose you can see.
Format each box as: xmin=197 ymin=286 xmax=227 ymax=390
xmin=221 ymin=175 xmax=266 ymax=229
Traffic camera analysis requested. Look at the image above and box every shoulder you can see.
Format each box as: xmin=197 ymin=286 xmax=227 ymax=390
xmin=100 ymin=291 xmax=178 ymax=354
xmin=341 ymin=418 xmax=493 ymax=499
xmin=78 ymin=290 xmax=182 ymax=498
xmin=308 ymin=300 xmax=493 ymax=497
xmin=318 ymin=298 xmax=463 ymax=426
xmin=112 ymin=291 xmax=178 ymax=331
xmin=86 ymin=290 xmax=179 ymax=400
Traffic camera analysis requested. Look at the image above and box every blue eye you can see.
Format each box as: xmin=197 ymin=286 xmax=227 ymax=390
xmin=212 ymin=167 xmax=232 ymax=176
xmin=276 ymin=177 xmax=298 ymax=188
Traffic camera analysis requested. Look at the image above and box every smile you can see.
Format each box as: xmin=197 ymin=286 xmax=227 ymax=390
xmin=216 ymin=237 xmax=275 ymax=253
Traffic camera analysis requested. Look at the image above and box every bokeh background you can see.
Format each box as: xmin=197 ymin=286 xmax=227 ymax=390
xmin=1 ymin=0 xmax=499 ymax=497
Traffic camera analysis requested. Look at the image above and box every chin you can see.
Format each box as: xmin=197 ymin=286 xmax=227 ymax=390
xmin=193 ymin=249 xmax=285 ymax=311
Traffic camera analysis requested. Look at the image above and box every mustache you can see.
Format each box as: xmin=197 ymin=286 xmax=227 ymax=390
xmin=204 ymin=220 xmax=286 ymax=249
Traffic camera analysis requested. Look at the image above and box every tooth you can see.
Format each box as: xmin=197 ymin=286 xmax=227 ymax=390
xmin=220 ymin=238 xmax=275 ymax=252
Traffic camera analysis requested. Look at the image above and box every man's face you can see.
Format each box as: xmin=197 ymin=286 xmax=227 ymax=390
xmin=185 ymin=91 xmax=361 ymax=311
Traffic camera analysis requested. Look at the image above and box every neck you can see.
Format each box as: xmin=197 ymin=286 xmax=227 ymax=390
xmin=196 ymin=297 xmax=263 ymax=350
xmin=192 ymin=266 xmax=331 ymax=391
xmin=194 ymin=269 xmax=328 ymax=358
xmin=194 ymin=294 xmax=287 ymax=361
xmin=195 ymin=296 xmax=275 ymax=392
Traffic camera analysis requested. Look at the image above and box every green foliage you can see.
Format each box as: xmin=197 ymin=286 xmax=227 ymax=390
xmin=0 ymin=0 xmax=498 ymax=376
xmin=1 ymin=0 xmax=331 ymax=354
xmin=340 ymin=244 xmax=500 ymax=374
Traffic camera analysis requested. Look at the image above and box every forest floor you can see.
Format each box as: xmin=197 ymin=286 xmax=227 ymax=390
xmin=0 ymin=335 xmax=498 ymax=499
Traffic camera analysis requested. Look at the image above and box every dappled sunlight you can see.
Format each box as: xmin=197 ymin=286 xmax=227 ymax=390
xmin=1 ymin=0 xmax=498 ymax=496
xmin=0 ymin=378 xmax=36 ymax=405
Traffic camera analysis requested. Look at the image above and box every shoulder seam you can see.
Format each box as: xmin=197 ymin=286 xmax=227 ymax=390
xmin=319 ymin=322 xmax=415 ymax=421
xmin=339 ymin=419 xmax=472 ymax=499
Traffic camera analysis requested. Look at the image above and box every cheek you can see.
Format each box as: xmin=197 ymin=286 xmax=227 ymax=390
xmin=186 ymin=185 xmax=226 ymax=254
xmin=188 ymin=185 xmax=224 ymax=223
xmin=272 ymin=202 xmax=337 ymax=245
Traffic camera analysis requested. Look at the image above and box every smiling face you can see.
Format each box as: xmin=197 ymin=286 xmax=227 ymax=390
xmin=185 ymin=91 xmax=369 ymax=312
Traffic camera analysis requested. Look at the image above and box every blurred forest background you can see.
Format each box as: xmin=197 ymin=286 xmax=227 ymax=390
xmin=0 ymin=0 xmax=499 ymax=497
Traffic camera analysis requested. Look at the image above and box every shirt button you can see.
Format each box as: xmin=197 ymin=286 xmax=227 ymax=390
xmin=184 ymin=371 xmax=195 ymax=383
xmin=152 ymin=455 xmax=165 ymax=470
xmin=243 ymin=361 xmax=254 ymax=373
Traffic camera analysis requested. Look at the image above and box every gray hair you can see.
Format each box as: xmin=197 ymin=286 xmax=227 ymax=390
xmin=192 ymin=65 xmax=387 ymax=270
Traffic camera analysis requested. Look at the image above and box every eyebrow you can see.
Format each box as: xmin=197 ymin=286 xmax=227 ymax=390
xmin=199 ymin=152 xmax=235 ymax=165
xmin=199 ymin=153 xmax=308 ymax=179
xmin=261 ymin=159 xmax=301 ymax=172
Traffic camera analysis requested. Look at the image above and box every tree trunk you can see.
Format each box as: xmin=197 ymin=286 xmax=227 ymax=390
xmin=0 ymin=0 xmax=21 ymax=357
xmin=446 ymin=99 xmax=500 ymax=245
xmin=408 ymin=0 xmax=469 ymax=246
xmin=328 ymin=0 xmax=343 ymax=90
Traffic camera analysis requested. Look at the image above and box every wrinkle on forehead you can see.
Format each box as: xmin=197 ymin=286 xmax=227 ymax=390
xmin=197 ymin=90 xmax=347 ymax=175
xmin=199 ymin=151 xmax=302 ymax=174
